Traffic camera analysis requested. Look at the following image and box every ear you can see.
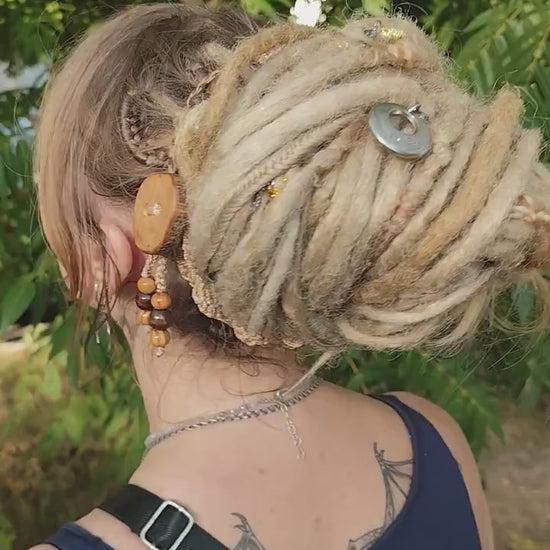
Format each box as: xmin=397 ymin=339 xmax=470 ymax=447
xmin=99 ymin=222 xmax=134 ymax=292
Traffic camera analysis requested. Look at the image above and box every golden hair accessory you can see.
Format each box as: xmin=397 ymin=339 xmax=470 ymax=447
xmin=266 ymin=175 xmax=288 ymax=199
xmin=364 ymin=20 xmax=404 ymax=43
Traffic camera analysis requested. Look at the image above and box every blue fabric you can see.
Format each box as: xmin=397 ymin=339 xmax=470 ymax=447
xmin=46 ymin=523 xmax=114 ymax=550
xmin=371 ymin=395 xmax=481 ymax=550
xmin=44 ymin=395 xmax=481 ymax=550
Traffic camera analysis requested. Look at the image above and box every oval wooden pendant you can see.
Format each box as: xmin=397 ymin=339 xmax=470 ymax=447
xmin=133 ymin=173 xmax=180 ymax=254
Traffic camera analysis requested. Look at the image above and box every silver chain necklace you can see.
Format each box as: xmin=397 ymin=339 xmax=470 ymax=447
xmin=144 ymin=375 xmax=322 ymax=457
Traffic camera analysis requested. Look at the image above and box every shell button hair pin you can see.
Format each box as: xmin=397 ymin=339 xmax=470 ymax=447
xmin=369 ymin=103 xmax=432 ymax=159
xmin=133 ymin=172 xmax=183 ymax=356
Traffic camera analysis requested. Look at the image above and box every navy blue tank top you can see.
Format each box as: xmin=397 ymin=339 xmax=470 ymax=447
xmin=46 ymin=395 xmax=482 ymax=549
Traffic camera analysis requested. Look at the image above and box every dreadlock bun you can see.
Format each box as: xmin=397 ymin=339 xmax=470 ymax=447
xmin=173 ymin=16 xmax=550 ymax=351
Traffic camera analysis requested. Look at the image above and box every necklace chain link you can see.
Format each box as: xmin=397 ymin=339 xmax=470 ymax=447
xmin=144 ymin=375 xmax=322 ymax=455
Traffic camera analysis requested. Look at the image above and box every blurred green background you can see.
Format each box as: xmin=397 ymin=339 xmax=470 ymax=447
xmin=0 ymin=0 xmax=549 ymax=548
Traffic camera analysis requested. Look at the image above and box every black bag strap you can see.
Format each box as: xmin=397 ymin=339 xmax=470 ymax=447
xmin=99 ymin=484 xmax=229 ymax=550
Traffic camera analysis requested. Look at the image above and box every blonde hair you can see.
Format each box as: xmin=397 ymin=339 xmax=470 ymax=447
xmin=35 ymin=3 xmax=550 ymax=352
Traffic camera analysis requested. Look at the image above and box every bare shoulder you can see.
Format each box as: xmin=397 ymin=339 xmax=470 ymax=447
xmin=28 ymin=546 xmax=57 ymax=550
xmin=388 ymin=391 xmax=494 ymax=550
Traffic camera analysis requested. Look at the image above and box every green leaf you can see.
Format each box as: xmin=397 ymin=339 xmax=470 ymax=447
xmin=362 ymin=0 xmax=389 ymax=16
xmin=518 ymin=373 xmax=541 ymax=409
xmin=66 ymin=346 xmax=81 ymax=386
xmin=240 ymin=0 xmax=277 ymax=17
xmin=61 ymin=398 xmax=87 ymax=444
xmin=38 ymin=423 xmax=65 ymax=461
xmin=49 ymin=306 xmax=77 ymax=359
xmin=0 ymin=514 xmax=15 ymax=550
xmin=87 ymin=327 xmax=110 ymax=372
xmin=0 ymin=158 xmax=9 ymax=199
xmin=30 ymin=281 xmax=50 ymax=324
xmin=104 ymin=409 xmax=130 ymax=441
xmin=40 ymin=365 xmax=62 ymax=401
xmin=512 ymin=285 xmax=536 ymax=325
xmin=0 ymin=275 xmax=36 ymax=333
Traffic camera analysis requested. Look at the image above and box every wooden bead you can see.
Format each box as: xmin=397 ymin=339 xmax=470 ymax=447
xmin=135 ymin=292 xmax=153 ymax=310
xmin=137 ymin=310 xmax=151 ymax=325
xmin=137 ymin=277 xmax=156 ymax=294
xmin=151 ymin=292 xmax=171 ymax=310
xmin=150 ymin=329 xmax=170 ymax=348
xmin=149 ymin=309 xmax=171 ymax=330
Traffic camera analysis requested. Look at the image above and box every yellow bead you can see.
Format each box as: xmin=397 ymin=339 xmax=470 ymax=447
xmin=137 ymin=277 xmax=156 ymax=294
xmin=282 ymin=176 xmax=288 ymax=183
xmin=267 ymin=184 xmax=280 ymax=198
xmin=150 ymin=329 xmax=170 ymax=348
xmin=380 ymin=28 xmax=404 ymax=43
xmin=151 ymin=292 xmax=171 ymax=310
xmin=137 ymin=310 xmax=151 ymax=325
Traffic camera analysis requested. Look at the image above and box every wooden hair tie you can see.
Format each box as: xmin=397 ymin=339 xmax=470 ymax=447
xmin=133 ymin=172 xmax=183 ymax=356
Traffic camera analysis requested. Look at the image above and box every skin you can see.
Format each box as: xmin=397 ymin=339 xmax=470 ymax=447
xmin=32 ymin=202 xmax=493 ymax=550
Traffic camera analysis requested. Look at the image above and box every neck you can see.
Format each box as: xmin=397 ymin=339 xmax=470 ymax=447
xmin=126 ymin=324 xmax=304 ymax=435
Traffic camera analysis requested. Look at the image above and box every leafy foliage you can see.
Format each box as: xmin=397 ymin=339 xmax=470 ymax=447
xmin=0 ymin=326 xmax=146 ymax=548
xmin=455 ymin=0 xmax=550 ymax=156
xmin=0 ymin=0 xmax=149 ymax=75
xmin=0 ymin=134 xmax=64 ymax=333
xmin=0 ymin=0 xmax=549 ymax=547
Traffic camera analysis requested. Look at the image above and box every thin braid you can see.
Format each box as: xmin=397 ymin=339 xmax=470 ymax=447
xmin=233 ymin=34 xmax=335 ymax=117
xmin=401 ymin=91 xmax=522 ymax=271
xmin=185 ymin=24 xmax=318 ymax=179
xmin=190 ymin=74 xmax=430 ymax=271
xmin=208 ymin=114 xmax=358 ymax=275
xmin=363 ymin=89 xmax=525 ymax=303
xmin=422 ymin=130 xmax=542 ymax=285
xmin=216 ymin=121 xmax=365 ymax=325
xmin=221 ymin=35 xmax=432 ymax=152
xmin=192 ymin=112 xmax=360 ymax=271
xmin=364 ymin=92 xmax=471 ymax=267
xmin=370 ymin=108 xmax=489 ymax=277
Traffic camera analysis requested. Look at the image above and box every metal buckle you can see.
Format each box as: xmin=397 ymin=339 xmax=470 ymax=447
xmin=139 ymin=500 xmax=195 ymax=550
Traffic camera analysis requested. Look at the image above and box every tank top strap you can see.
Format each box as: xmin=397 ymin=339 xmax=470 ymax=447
xmin=370 ymin=394 xmax=482 ymax=550
xmin=45 ymin=523 xmax=114 ymax=550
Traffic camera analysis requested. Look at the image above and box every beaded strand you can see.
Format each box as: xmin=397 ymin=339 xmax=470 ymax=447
xmin=136 ymin=255 xmax=172 ymax=356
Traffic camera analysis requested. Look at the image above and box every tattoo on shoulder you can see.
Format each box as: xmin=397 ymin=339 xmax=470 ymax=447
xmin=348 ymin=442 xmax=413 ymax=550
xmin=232 ymin=513 xmax=267 ymax=550
xmin=230 ymin=443 xmax=412 ymax=550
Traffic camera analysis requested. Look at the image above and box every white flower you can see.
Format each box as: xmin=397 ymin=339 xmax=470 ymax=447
xmin=290 ymin=0 xmax=326 ymax=27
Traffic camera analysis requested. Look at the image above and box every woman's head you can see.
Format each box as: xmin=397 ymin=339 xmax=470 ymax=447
xmin=35 ymin=3 xmax=550 ymax=354
xmin=35 ymin=3 xmax=258 ymax=342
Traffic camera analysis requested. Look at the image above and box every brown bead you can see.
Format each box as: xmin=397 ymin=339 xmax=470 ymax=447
xmin=137 ymin=310 xmax=151 ymax=325
xmin=150 ymin=329 xmax=170 ymax=348
xmin=137 ymin=277 xmax=156 ymax=294
xmin=135 ymin=292 xmax=153 ymax=310
xmin=151 ymin=292 xmax=171 ymax=310
xmin=149 ymin=309 xmax=171 ymax=330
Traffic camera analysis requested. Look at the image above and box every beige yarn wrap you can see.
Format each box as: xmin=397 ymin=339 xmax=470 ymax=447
xmin=173 ymin=16 xmax=550 ymax=351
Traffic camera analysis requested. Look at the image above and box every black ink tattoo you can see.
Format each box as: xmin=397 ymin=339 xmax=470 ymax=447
xmin=232 ymin=513 xmax=267 ymax=550
xmin=348 ymin=443 xmax=413 ymax=550
xmin=230 ymin=443 xmax=412 ymax=550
